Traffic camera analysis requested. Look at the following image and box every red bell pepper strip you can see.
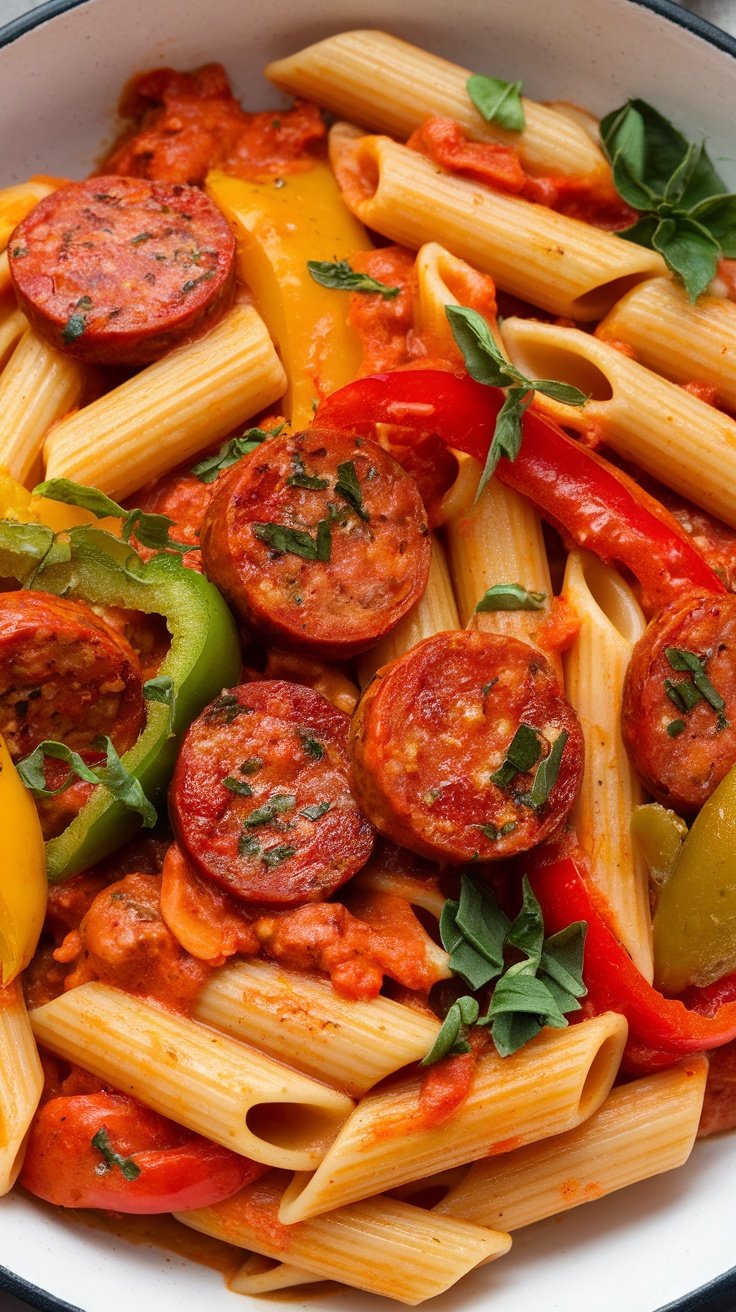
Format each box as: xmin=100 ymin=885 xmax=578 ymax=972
xmin=317 ymin=369 xmax=724 ymax=611
xmin=527 ymin=845 xmax=736 ymax=1063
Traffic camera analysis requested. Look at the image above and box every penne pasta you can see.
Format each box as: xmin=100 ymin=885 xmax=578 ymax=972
xmin=500 ymin=316 xmax=736 ymax=527
xmin=0 ymin=981 xmax=43 ymax=1196
xmin=179 ymin=1170 xmax=511 ymax=1305
xmin=356 ymin=535 xmax=459 ymax=685
xmin=0 ymin=301 xmax=26 ymax=371
xmin=42 ymin=302 xmax=286 ymax=499
xmin=267 ymin=30 xmax=609 ymax=181
xmin=328 ymin=127 xmax=665 ymax=321
xmin=29 ymin=982 xmax=354 ymax=1171
xmin=434 ymin=1057 xmax=707 ymax=1229
xmin=598 ymin=275 xmax=736 ymax=412
xmin=0 ymin=328 xmax=85 ymax=483
xmin=193 ymin=958 xmax=441 ymax=1097
xmin=562 ymin=550 xmax=651 ymax=979
xmin=230 ymin=1254 xmax=322 ymax=1293
xmin=278 ymin=1012 xmax=627 ymax=1222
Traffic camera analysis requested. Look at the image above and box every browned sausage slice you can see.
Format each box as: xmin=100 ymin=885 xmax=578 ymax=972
xmin=349 ymin=630 xmax=584 ymax=863
xmin=199 ymin=427 xmax=431 ymax=658
xmin=170 ymin=680 xmax=374 ymax=905
xmin=8 ymin=176 xmax=235 ymax=365
xmin=622 ymin=591 xmax=736 ymax=813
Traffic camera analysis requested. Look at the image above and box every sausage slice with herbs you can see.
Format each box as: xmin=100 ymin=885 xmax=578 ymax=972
xmin=199 ymin=427 xmax=431 ymax=658
xmin=350 ymin=630 xmax=584 ymax=862
xmin=8 ymin=175 xmax=235 ymax=365
xmin=170 ymin=680 xmax=374 ymax=905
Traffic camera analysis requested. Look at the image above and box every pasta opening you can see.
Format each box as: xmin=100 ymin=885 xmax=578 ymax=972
xmin=245 ymin=1101 xmax=348 ymax=1154
xmin=576 ymin=1029 xmax=626 ymax=1122
xmin=578 ymin=553 xmax=645 ymax=645
xmin=508 ymin=338 xmax=613 ymax=402
xmin=572 ymin=273 xmax=653 ymax=321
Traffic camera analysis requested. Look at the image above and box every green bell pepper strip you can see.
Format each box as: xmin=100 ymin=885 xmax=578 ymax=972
xmin=630 ymin=803 xmax=688 ymax=888
xmin=653 ymin=761 xmax=736 ymax=994
xmin=0 ymin=522 xmax=241 ymax=882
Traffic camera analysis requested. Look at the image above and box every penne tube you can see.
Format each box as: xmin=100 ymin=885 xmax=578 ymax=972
xmin=0 ymin=302 xmax=26 ymax=370
xmin=278 ymin=1012 xmax=627 ymax=1222
xmin=328 ymin=128 xmax=665 ymax=321
xmin=193 ymin=959 xmax=440 ymax=1098
xmin=43 ymin=302 xmax=286 ymax=499
xmin=501 ymin=316 xmax=736 ymax=527
xmin=356 ymin=535 xmax=459 ymax=686
xmin=0 ymin=179 xmax=56 ymax=250
xmin=435 ymin=1057 xmax=707 ymax=1229
xmin=179 ymin=1170 xmax=511 ymax=1306
xmin=230 ymin=1254 xmax=322 ymax=1293
xmin=206 ymin=165 xmax=367 ymax=427
xmin=562 ymin=551 xmax=651 ymax=978
xmin=267 ymin=31 xmax=608 ymax=181
xmin=0 ymin=328 xmax=86 ymax=483
xmin=413 ymin=239 xmax=501 ymax=361
xmin=598 ymin=275 xmax=736 ymax=412
xmin=0 ymin=981 xmax=43 ymax=1196
xmin=29 ymin=982 xmax=354 ymax=1171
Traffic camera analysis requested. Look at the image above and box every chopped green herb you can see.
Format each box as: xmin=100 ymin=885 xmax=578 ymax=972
xmin=467 ymin=74 xmax=525 ymax=132
xmin=665 ymin=647 xmax=727 ymax=725
xmin=190 ymin=425 xmax=283 ymax=483
xmin=519 ymin=730 xmax=569 ymax=810
xmin=11 ymin=245 xmax=28 ymax=258
xmin=667 ymin=719 xmax=686 ymax=738
xmin=240 ymin=756 xmax=263 ymax=775
xmin=61 ymin=296 xmax=94 ymax=344
xmin=206 ymin=692 xmax=252 ymax=724
xmin=262 ymin=844 xmax=297 ymax=866
xmin=476 ymin=583 xmax=547 ymax=613
xmin=131 ymin=232 xmax=152 ymax=245
xmin=223 ymin=776 xmax=253 ymax=796
xmin=243 ymin=793 xmax=296 ymax=827
xmin=476 ymin=820 xmax=517 ymax=841
xmin=253 ymin=520 xmax=332 ymax=561
xmin=287 ymin=453 xmax=330 ymax=491
xmin=301 ymin=733 xmax=325 ymax=761
xmin=91 ymin=1127 xmax=141 ymax=1181
xmin=420 ymin=995 xmax=480 ymax=1066
xmin=490 ymin=723 xmax=542 ymax=788
xmin=17 ymin=737 xmax=156 ymax=828
xmin=181 ymin=271 xmax=215 ymax=293
xmin=239 ymin=833 xmax=262 ymax=858
xmin=334 ymin=460 xmax=369 ymax=521
xmin=300 ymin=800 xmax=331 ymax=821
xmin=306 ymin=258 xmax=400 ymax=299
xmin=664 ymin=678 xmax=703 ymax=713
xmin=481 ymin=678 xmax=498 ymax=698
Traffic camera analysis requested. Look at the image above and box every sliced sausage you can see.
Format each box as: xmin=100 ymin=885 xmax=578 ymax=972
xmin=622 ymin=591 xmax=736 ymax=812
xmin=170 ymin=680 xmax=374 ymax=905
xmin=199 ymin=427 xmax=431 ymax=658
xmin=349 ymin=630 xmax=584 ymax=863
xmin=0 ymin=592 xmax=144 ymax=762
xmin=8 ymin=175 xmax=235 ymax=365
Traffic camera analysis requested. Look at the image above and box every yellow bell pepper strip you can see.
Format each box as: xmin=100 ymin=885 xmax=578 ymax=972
xmin=0 ymin=733 xmax=46 ymax=985
xmin=0 ymin=468 xmax=116 ymax=534
xmin=631 ymin=803 xmax=688 ymax=889
xmin=653 ymin=761 xmax=736 ymax=993
xmin=0 ymin=522 xmax=241 ymax=882
xmin=206 ymin=163 xmax=367 ymax=427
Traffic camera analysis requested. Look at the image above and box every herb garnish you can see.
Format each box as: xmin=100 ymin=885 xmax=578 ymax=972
xmin=242 ymin=793 xmax=296 ymax=827
xmin=17 ymin=737 xmax=156 ymax=827
xmin=519 ymin=731 xmax=569 ymax=810
xmin=664 ymin=646 xmax=728 ymax=731
xmin=490 ymin=723 xmax=542 ymax=788
xmin=667 ymin=719 xmax=686 ymax=738
xmin=91 ymin=1127 xmax=141 ymax=1181
xmin=190 ymin=425 xmax=284 ymax=483
xmin=181 ymin=271 xmax=215 ymax=293
xmin=600 ymin=99 xmax=736 ymax=300
xmin=422 ymin=875 xmax=587 ymax=1062
xmin=240 ymin=756 xmax=263 ymax=775
xmin=445 ymin=305 xmax=588 ymax=499
xmin=262 ymin=844 xmax=297 ymax=866
xmin=206 ymin=692 xmax=252 ymax=724
xmin=300 ymin=800 xmax=331 ymax=821
xmin=287 ymin=453 xmax=330 ymax=491
xmin=253 ymin=520 xmax=332 ymax=561
xmin=222 ymin=776 xmax=253 ymax=796
xmin=61 ymin=296 xmax=93 ymax=344
xmin=476 ymin=583 xmax=547 ymax=613
xmin=301 ymin=733 xmax=325 ymax=761
xmin=476 ymin=820 xmax=517 ymax=841
xmin=466 ymin=74 xmax=525 ymax=132
xmin=306 ymin=258 xmax=400 ymax=299
xmin=33 ymin=478 xmax=195 ymax=555
xmin=334 ymin=460 xmax=369 ymax=521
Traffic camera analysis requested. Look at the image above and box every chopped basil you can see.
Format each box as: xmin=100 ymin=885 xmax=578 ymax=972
xmin=287 ymin=453 xmax=330 ymax=491
xmin=239 ymin=833 xmax=262 ymax=858
xmin=420 ymin=995 xmax=480 ymax=1066
xmin=11 ymin=245 xmax=28 ymax=258
xmin=240 ymin=756 xmax=263 ymax=775
xmin=667 ymin=719 xmax=686 ymax=738
xmin=476 ymin=820 xmax=517 ymax=841
xmin=300 ymin=800 xmax=331 ymax=821
xmin=17 ymin=737 xmax=156 ymax=828
xmin=181 ymin=271 xmax=215 ymax=293
xmin=91 ymin=1127 xmax=141 ymax=1181
xmin=301 ymin=733 xmax=325 ymax=761
xmin=665 ymin=646 xmax=728 ymax=728
xmin=334 ymin=460 xmax=369 ymax=521
xmin=242 ymin=793 xmax=296 ymax=827
xmin=223 ymin=776 xmax=253 ymax=796
xmin=467 ymin=74 xmax=525 ymax=132
xmin=131 ymin=231 xmax=152 ymax=245
xmin=262 ymin=844 xmax=297 ymax=866
xmin=253 ymin=520 xmax=332 ymax=562
xmin=61 ymin=295 xmax=93 ymax=344
xmin=190 ymin=425 xmax=284 ymax=483
xmin=306 ymin=258 xmax=400 ymax=299
xmin=476 ymin=583 xmax=547 ymax=613
xmin=519 ymin=730 xmax=569 ymax=810
xmin=664 ymin=678 xmax=703 ymax=713
xmin=206 ymin=692 xmax=252 ymax=724
xmin=490 ymin=723 xmax=542 ymax=788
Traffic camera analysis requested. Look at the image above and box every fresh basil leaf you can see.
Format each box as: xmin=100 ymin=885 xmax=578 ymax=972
xmin=486 ymin=962 xmax=568 ymax=1026
xmin=440 ymin=896 xmax=502 ymax=991
xmin=616 ymin=213 xmax=661 ymax=249
xmin=421 ymin=997 xmax=478 ymax=1066
xmin=505 ymin=876 xmax=545 ymax=972
xmin=242 ymin=794 xmax=296 ymax=827
xmin=652 ymin=215 xmax=721 ymax=302
xmin=301 ymin=733 xmax=325 ymax=761
xmin=300 ymin=800 xmax=331 ymax=821
xmin=490 ymin=722 xmax=542 ymax=789
xmin=520 ymin=730 xmax=569 ymax=810
xmin=287 ymin=454 xmax=330 ymax=491
xmin=487 ymin=1010 xmax=544 ymax=1057
xmin=445 ymin=305 xmax=518 ymax=388
xmin=91 ymin=1127 xmax=141 ymax=1181
xmin=334 ymin=460 xmax=369 ymax=521
xmin=307 ymin=259 xmax=400 ymax=299
xmin=532 ymin=378 xmax=589 ymax=406
xmin=610 ymin=150 xmax=659 ymax=212
xmin=690 ymin=194 xmax=736 ymax=258
xmin=601 ymin=100 xmax=696 ymax=198
xmin=666 ymin=646 xmax=726 ymax=714
xmin=540 ymin=921 xmax=588 ymax=998
xmin=476 ymin=583 xmax=547 ymax=613
xmin=17 ymin=737 xmax=156 ymax=827
xmin=466 ymin=74 xmax=525 ymax=132
xmin=455 ymin=875 xmax=508 ymax=973
xmin=253 ymin=520 xmax=332 ymax=561
xmin=191 ymin=426 xmax=283 ymax=483
xmin=142 ymin=674 xmax=176 ymax=735
xmin=477 ymin=387 xmax=533 ymax=500
xmin=222 ymin=776 xmax=253 ymax=797
xmin=262 ymin=844 xmax=297 ymax=867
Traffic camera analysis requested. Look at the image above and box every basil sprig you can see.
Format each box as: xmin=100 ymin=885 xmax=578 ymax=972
xmin=191 ymin=424 xmax=285 ymax=483
xmin=307 ymin=259 xmax=400 ymax=299
xmin=423 ymin=876 xmax=587 ymax=1063
xmin=445 ymin=305 xmax=588 ymax=498
xmin=466 ymin=74 xmax=525 ymax=133
xmin=600 ymin=99 xmax=736 ymax=300
xmin=34 ymin=478 xmax=194 ymax=555
xmin=17 ymin=736 xmax=157 ymax=828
